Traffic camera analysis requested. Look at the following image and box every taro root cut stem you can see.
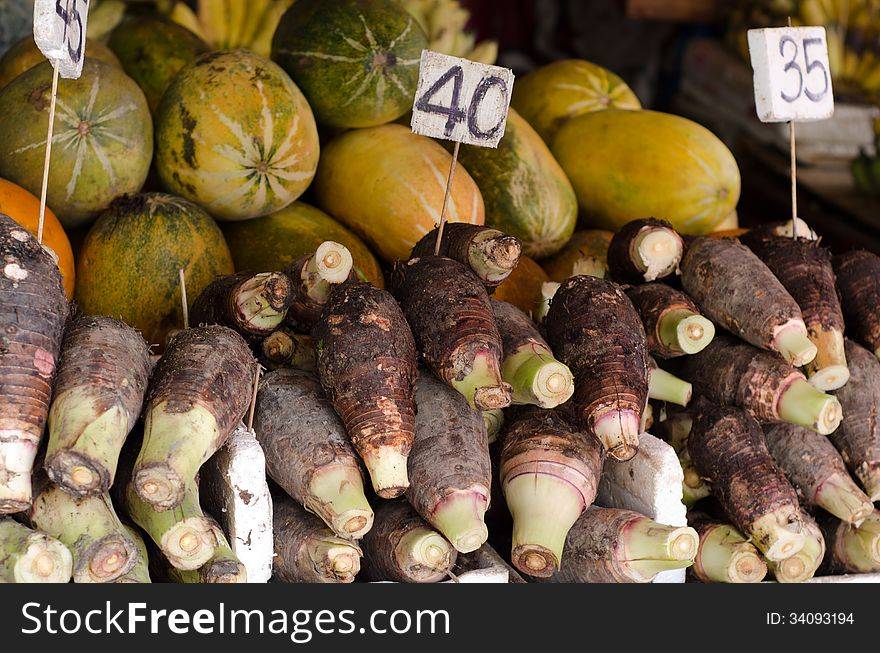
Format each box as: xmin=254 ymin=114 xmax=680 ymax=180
xmin=29 ymin=485 xmax=138 ymax=583
xmin=395 ymin=527 xmax=455 ymax=580
xmin=307 ymin=465 xmax=373 ymax=539
xmin=0 ymin=519 xmax=73 ymax=583
xmin=623 ymin=519 xmax=699 ymax=563
xmin=648 ymin=367 xmax=692 ymax=407
xmin=693 ymin=522 xmax=767 ymax=584
xmin=773 ymin=324 xmax=819 ymax=367
xmin=503 ymin=345 xmax=574 ymax=409
xmin=769 ymin=516 xmax=824 ymax=583
xmin=805 ymin=326 xmax=849 ymax=391
xmin=658 ymin=309 xmax=715 ymax=356
xmin=361 ymin=447 xmax=410 ymax=499
xmin=815 ymin=473 xmax=874 ymax=527
xmin=234 ymin=272 xmax=294 ymax=335
xmin=450 ymin=349 xmax=512 ymax=411
xmin=505 ymin=474 xmax=584 ymax=577
xmin=593 ymin=409 xmax=640 ymax=462
xmin=314 ymin=241 xmax=354 ymax=286
xmin=750 ymin=511 xmax=806 ymax=562
xmin=469 ymin=229 xmax=522 ymax=285
xmin=777 ymin=379 xmax=842 ymax=435
xmin=430 ymin=490 xmax=489 ymax=554
xmin=126 ymin=480 xmax=218 ymax=571
xmin=632 ymin=227 xmax=683 ymax=281
xmin=308 ymin=538 xmax=362 ymax=582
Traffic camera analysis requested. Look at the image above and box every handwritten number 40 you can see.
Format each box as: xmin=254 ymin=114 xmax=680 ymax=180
xmin=416 ymin=65 xmax=509 ymax=140
xmin=779 ymin=35 xmax=829 ymax=103
xmin=54 ymin=0 xmax=87 ymax=64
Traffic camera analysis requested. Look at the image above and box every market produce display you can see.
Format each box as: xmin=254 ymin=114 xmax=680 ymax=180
xmin=2 ymin=0 xmax=879 ymax=588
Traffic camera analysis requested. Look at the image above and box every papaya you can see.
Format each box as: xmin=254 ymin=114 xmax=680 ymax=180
xmin=314 ymin=124 xmax=484 ymax=262
xmin=542 ymin=229 xmax=613 ymax=282
xmin=455 ymin=110 xmax=577 ymax=259
xmin=223 ymin=201 xmax=384 ymax=288
xmin=0 ymin=59 xmax=153 ymax=228
xmin=551 ymin=110 xmax=741 ymax=235
xmin=108 ymin=18 xmax=209 ymax=115
xmin=511 ymin=59 xmax=641 ymax=143
xmin=75 ymin=193 xmax=234 ymax=347
xmin=493 ymin=255 xmax=550 ymax=316
xmin=0 ymin=178 xmax=74 ymax=297
xmin=272 ymin=0 xmax=427 ymax=128
xmin=155 ymin=50 xmax=320 ymax=222
xmin=0 ymin=37 xmax=120 ymax=91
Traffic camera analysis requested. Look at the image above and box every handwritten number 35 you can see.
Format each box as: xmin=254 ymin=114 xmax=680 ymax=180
xmin=780 ymin=36 xmax=829 ymax=103
xmin=54 ymin=0 xmax=86 ymax=64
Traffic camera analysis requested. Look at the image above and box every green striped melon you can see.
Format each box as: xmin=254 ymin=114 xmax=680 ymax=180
xmin=551 ymin=110 xmax=741 ymax=235
xmin=108 ymin=18 xmax=209 ymax=114
xmin=223 ymin=201 xmax=384 ymax=289
xmin=75 ymin=192 xmax=234 ymax=347
xmin=455 ymin=109 xmax=576 ymax=259
xmin=0 ymin=59 xmax=152 ymax=228
xmin=272 ymin=0 xmax=427 ymax=128
xmin=155 ymin=49 xmax=320 ymax=221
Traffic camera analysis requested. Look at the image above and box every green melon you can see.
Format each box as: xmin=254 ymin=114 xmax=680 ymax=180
xmin=155 ymin=49 xmax=320 ymax=222
xmin=0 ymin=59 xmax=153 ymax=228
xmin=0 ymin=36 xmax=121 ymax=91
xmin=455 ymin=109 xmax=577 ymax=259
xmin=108 ymin=18 xmax=209 ymax=114
xmin=75 ymin=192 xmax=234 ymax=347
xmin=272 ymin=0 xmax=427 ymax=128
xmin=223 ymin=201 xmax=384 ymax=288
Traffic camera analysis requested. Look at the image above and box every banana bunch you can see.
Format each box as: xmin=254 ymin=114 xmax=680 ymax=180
xmin=727 ymin=0 xmax=880 ymax=101
xmin=164 ymin=0 xmax=294 ymax=57
xmin=401 ymin=0 xmax=498 ymax=64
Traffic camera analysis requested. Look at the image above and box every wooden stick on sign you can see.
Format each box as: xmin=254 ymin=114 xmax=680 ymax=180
xmin=247 ymin=363 xmax=262 ymax=432
xmin=36 ymin=64 xmax=61 ymax=244
xmin=434 ymin=141 xmax=461 ymax=256
xmin=787 ymin=16 xmax=799 ymax=238
xmin=179 ymin=268 xmax=189 ymax=330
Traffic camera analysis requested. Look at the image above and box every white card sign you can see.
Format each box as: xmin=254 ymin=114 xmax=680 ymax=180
xmin=411 ymin=50 xmax=514 ymax=148
xmin=34 ymin=0 xmax=90 ymax=79
xmin=748 ymin=26 xmax=834 ymax=123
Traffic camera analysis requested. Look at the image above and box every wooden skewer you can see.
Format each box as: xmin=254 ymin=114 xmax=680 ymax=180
xmin=434 ymin=141 xmax=461 ymax=256
xmin=246 ymin=363 xmax=262 ymax=432
xmin=37 ymin=63 xmax=61 ymax=245
xmin=179 ymin=268 xmax=189 ymax=330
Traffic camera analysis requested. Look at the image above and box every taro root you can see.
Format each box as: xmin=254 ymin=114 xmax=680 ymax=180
xmin=681 ymin=236 xmax=816 ymax=367
xmin=313 ymin=281 xmax=418 ymax=498
xmin=544 ymin=274 xmax=648 ymax=461
xmin=0 ymin=213 xmax=69 ymax=513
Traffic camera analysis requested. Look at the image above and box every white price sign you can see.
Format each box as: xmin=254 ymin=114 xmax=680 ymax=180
xmin=411 ymin=50 xmax=514 ymax=148
xmin=748 ymin=26 xmax=834 ymax=123
xmin=34 ymin=0 xmax=91 ymax=79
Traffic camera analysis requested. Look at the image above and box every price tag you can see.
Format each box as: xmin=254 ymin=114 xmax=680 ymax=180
xmin=34 ymin=0 xmax=91 ymax=79
xmin=748 ymin=26 xmax=834 ymax=123
xmin=411 ymin=50 xmax=515 ymax=148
